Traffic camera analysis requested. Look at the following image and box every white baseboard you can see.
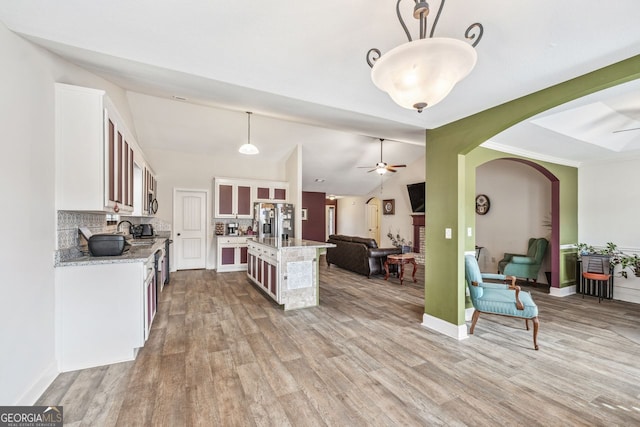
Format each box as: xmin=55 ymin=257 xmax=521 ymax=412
xmin=465 ymin=307 xmax=475 ymax=322
xmin=15 ymin=361 xmax=58 ymax=405
xmin=421 ymin=313 xmax=468 ymax=340
xmin=549 ymin=285 xmax=576 ymax=297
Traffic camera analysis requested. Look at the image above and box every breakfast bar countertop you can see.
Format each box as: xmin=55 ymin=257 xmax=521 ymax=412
xmin=248 ymin=237 xmax=335 ymax=249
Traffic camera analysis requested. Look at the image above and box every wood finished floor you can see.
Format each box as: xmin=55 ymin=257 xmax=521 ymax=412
xmin=38 ymin=263 xmax=640 ymax=426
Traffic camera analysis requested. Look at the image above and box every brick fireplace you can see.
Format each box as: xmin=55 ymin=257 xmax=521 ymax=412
xmin=411 ymin=214 xmax=425 ymax=265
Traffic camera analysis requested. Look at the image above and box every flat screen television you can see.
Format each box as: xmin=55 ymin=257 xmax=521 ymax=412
xmin=406 ymin=182 xmax=425 ymax=213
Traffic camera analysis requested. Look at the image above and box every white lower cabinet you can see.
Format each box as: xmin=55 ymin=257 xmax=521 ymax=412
xmin=216 ymin=236 xmax=249 ymax=272
xmin=55 ymin=257 xmax=156 ymax=372
xmin=247 ymin=240 xmax=279 ymax=302
xmin=143 ymin=257 xmax=156 ymax=341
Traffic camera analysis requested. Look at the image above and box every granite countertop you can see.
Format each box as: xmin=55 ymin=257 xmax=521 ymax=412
xmin=249 ymin=237 xmax=336 ymax=249
xmin=56 ymin=237 xmax=168 ymax=267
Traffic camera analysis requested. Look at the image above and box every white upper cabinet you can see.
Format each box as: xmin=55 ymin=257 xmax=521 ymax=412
xmin=213 ymin=178 xmax=289 ymax=219
xmin=213 ymin=178 xmax=253 ymax=219
xmin=55 ymin=83 xmax=152 ymax=214
xmin=254 ymin=182 xmax=288 ymax=202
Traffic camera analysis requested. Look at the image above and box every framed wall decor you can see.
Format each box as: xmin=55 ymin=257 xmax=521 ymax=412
xmin=383 ymin=199 xmax=395 ymax=215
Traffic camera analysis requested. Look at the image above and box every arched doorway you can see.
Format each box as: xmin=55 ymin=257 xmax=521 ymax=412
xmin=475 ymin=158 xmax=559 ymax=286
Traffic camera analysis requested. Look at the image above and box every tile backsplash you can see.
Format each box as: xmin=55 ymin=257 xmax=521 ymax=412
xmin=56 ymin=211 xmax=171 ymax=263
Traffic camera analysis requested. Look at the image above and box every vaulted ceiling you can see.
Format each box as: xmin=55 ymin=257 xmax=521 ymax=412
xmin=1 ymin=1 xmax=639 ymax=195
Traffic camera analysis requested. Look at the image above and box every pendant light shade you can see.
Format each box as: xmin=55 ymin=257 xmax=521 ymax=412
xmin=239 ymin=111 xmax=259 ymax=155
xmin=366 ymin=0 xmax=483 ymax=113
xmin=371 ymin=38 xmax=477 ymax=111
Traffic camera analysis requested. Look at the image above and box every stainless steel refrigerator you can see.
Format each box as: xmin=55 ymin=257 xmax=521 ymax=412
xmin=253 ymin=202 xmax=295 ymax=239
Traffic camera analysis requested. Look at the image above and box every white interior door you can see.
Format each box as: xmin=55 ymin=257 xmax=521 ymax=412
xmin=325 ymin=205 xmax=336 ymax=240
xmin=366 ymin=203 xmax=379 ymax=244
xmin=174 ymin=189 xmax=207 ymax=270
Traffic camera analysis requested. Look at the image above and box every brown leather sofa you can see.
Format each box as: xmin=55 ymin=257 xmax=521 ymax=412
xmin=326 ymin=235 xmax=401 ymax=278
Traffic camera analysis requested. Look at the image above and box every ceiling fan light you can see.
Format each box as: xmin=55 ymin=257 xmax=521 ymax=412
xmin=371 ymin=38 xmax=477 ymax=111
xmin=376 ymin=167 xmax=387 ymax=175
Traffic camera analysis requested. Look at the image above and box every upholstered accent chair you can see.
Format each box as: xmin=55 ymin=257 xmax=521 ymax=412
xmin=465 ymin=254 xmax=540 ymax=350
xmin=498 ymin=237 xmax=548 ymax=283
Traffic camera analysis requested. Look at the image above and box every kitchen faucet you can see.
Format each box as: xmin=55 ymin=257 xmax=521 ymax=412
xmin=117 ymin=220 xmax=133 ymax=234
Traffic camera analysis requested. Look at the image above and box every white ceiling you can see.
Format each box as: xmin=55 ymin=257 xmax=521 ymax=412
xmin=1 ymin=0 xmax=639 ymax=195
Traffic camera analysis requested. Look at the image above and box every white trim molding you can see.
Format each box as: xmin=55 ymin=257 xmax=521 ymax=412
xmin=549 ymin=285 xmax=576 ymax=297
xmin=422 ymin=313 xmax=469 ymax=340
xmin=16 ymin=361 xmax=58 ymax=405
xmin=481 ymin=140 xmax=581 ymax=167
xmin=465 ymin=307 xmax=475 ymax=322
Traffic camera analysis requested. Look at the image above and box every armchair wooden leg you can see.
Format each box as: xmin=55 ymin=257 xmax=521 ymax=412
xmin=470 ymin=310 xmax=480 ymax=334
xmin=532 ymin=317 xmax=539 ymax=350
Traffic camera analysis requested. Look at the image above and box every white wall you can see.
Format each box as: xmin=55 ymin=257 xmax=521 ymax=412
xmin=475 ymin=159 xmax=551 ymax=279
xmin=367 ymin=155 xmax=426 ymax=248
xmin=0 ymin=23 xmax=136 ymax=404
xmin=336 ymin=196 xmax=369 ymax=237
xmin=579 ymin=157 xmax=640 ymax=303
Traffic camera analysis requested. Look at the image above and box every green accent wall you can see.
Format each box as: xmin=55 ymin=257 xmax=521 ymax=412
xmin=424 ymin=55 xmax=640 ymax=326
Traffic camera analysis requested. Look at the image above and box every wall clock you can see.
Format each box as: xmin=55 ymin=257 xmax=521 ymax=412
xmin=475 ymin=194 xmax=490 ymax=215
xmin=383 ymin=199 xmax=395 ymax=215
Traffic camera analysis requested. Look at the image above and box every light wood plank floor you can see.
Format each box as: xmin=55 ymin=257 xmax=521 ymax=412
xmin=38 ymin=262 xmax=640 ymax=426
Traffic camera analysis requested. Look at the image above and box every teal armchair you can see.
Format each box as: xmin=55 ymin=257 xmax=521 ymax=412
xmin=465 ymin=254 xmax=540 ymax=350
xmin=497 ymin=237 xmax=548 ymax=283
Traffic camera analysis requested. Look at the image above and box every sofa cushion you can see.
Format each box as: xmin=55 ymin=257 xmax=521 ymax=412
xmin=351 ymin=236 xmax=378 ymax=248
xmin=328 ymin=235 xmax=352 ymax=243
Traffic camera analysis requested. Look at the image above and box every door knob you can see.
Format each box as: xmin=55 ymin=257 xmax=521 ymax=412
xmin=177 ymin=233 xmax=181 ymax=236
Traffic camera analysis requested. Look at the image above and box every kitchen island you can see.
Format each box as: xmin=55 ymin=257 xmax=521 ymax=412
xmin=247 ymin=237 xmax=335 ymax=310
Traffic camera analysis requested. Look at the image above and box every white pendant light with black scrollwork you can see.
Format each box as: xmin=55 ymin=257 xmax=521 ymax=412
xmin=239 ymin=111 xmax=259 ymax=155
xmin=366 ymin=0 xmax=483 ymax=113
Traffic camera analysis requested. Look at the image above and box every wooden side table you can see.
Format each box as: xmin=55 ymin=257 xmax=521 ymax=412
xmin=384 ymin=254 xmax=418 ymax=286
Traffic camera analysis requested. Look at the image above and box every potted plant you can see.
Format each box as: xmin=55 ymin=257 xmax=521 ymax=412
xmin=577 ymin=242 xmax=620 ymax=259
xmin=387 ymin=230 xmax=412 ymax=253
xmin=617 ymin=254 xmax=640 ymax=278
xmin=578 ymin=242 xmax=640 ymax=279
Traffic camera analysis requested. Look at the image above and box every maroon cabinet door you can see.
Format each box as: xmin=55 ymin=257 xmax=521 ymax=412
xmin=273 ymin=188 xmax=286 ymax=200
xmin=218 ymin=184 xmax=233 ymax=215
xmin=256 ymin=187 xmax=270 ymax=199
xmin=237 ymin=185 xmax=252 ymax=215
xmin=108 ymin=119 xmax=115 ymax=202
xmin=117 ymin=132 xmax=123 ymax=203
xmin=221 ymin=247 xmax=236 ymax=265
xmin=269 ymin=263 xmax=277 ymax=294
xmin=240 ymin=247 xmax=248 ymax=264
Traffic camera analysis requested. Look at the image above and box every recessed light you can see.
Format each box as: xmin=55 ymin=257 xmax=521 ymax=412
xmin=315 ymin=178 xmax=325 ymax=183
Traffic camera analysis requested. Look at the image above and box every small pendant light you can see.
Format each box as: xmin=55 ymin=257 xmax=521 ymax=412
xmin=238 ymin=111 xmax=259 ymax=155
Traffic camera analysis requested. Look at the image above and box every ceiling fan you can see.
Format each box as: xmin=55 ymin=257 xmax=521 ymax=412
xmin=613 ymin=127 xmax=640 ymax=133
xmin=358 ymin=139 xmax=406 ymax=175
